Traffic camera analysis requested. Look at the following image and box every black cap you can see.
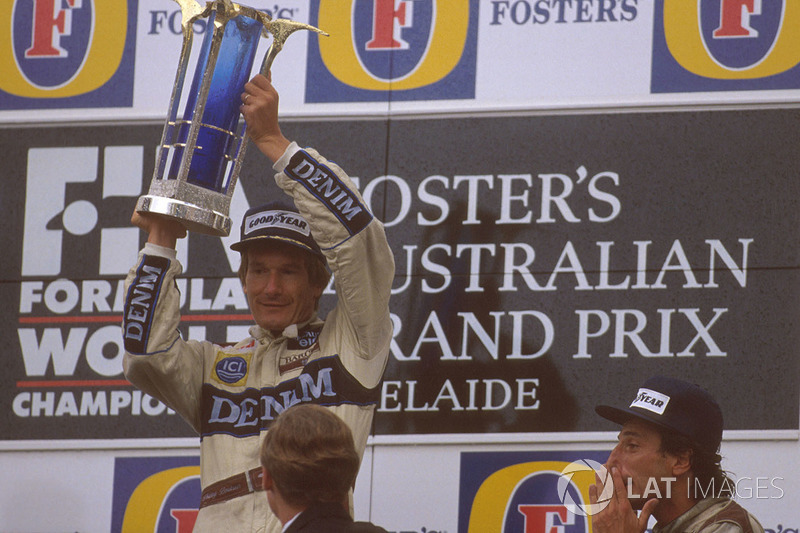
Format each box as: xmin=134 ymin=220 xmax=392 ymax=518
xmin=595 ymin=375 xmax=723 ymax=454
xmin=230 ymin=202 xmax=325 ymax=264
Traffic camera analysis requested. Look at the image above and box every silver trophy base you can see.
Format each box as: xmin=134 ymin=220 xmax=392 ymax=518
xmin=136 ymin=195 xmax=232 ymax=237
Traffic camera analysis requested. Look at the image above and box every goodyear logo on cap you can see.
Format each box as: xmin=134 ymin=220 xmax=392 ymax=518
xmin=305 ymin=0 xmax=479 ymax=103
xmin=652 ymin=0 xmax=800 ymax=92
xmin=244 ymin=210 xmax=311 ymax=237
xmin=0 ymin=0 xmax=137 ymax=110
xmin=630 ymin=387 xmax=670 ymax=415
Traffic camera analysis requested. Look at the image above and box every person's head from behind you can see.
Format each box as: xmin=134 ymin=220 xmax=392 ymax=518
xmin=595 ymin=375 xmax=730 ymax=508
xmin=260 ymin=404 xmax=360 ymax=510
xmin=232 ymin=203 xmax=330 ymax=333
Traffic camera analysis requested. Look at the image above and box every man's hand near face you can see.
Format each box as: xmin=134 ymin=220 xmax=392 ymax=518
xmin=589 ymin=467 xmax=658 ymax=533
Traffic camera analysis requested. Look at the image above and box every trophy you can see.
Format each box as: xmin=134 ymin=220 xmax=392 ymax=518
xmin=136 ymin=0 xmax=326 ymax=236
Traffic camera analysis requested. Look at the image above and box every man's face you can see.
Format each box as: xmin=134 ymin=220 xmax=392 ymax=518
xmin=605 ymin=419 xmax=680 ymax=509
xmin=243 ymin=243 xmax=322 ymax=333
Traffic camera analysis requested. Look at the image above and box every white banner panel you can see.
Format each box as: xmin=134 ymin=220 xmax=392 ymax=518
xmin=0 ymin=436 xmax=797 ymax=532
xmin=2 ymin=0 xmax=799 ymax=125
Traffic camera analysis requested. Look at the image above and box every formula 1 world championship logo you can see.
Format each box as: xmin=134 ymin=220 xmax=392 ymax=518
xmin=305 ymin=0 xmax=479 ymax=102
xmin=652 ymin=0 xmax=800 ymax=92
xmin=0 ymin=0 xmax=138 ymax=109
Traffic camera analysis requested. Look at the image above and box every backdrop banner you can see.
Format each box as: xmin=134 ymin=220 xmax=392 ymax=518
xmin=3 ymin=109 xmax=798 ymax=440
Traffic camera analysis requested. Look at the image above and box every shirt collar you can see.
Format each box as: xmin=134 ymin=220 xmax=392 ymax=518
xmin=250 ymin=313 xmax=319 ymax=343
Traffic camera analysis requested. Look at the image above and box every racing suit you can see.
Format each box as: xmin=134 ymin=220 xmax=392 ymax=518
xmin=123 ymin=143 xmax=394 ymax=532
xmin=654 ymin=498 xmax=765 ymax=533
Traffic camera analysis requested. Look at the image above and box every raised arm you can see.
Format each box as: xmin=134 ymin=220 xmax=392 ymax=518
xmin=239 ymin=74 xmax=291 ymax=164
xmin=130 ymin=210 xmax=187 ymax=249
xmin=239 ymin=74 xmax=395 ymax=369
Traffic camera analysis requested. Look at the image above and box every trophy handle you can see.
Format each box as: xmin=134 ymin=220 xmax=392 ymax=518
xmin=172 ymin=0 xmax=206 ymax=27
xmin=261 ymin=19 xmax=328 ymax=75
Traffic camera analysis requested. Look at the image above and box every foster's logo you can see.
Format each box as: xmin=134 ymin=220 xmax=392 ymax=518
xmin=458 ymin=452 xmax=608 ymax=533
xmin=305 ymin=0 xmax=479 ymax=103
xmin=111 ymin=456 xmax=200 ymax=533
xmin=652 ymin=0 xmax=800 ymax=92
xmin=0 ymin=0 xmax=136 ymax=109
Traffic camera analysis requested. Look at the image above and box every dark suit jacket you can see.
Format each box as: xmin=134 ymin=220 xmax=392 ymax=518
xmin=284 ymin=502 xmax=389 ymax=533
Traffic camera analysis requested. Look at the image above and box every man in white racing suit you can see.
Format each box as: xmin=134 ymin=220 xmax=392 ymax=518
xmin=122 ymin=74 xmax=394 ymax=532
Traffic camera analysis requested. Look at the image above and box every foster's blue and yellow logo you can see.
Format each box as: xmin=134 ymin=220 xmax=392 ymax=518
xmin=652 ymin=0 xmax=800 ymax=92
xmin=0 ymin=0 xmax=137 ymax=109
xmin=111 ymin=456 xmax=200 ymax=533
xmin=305 ymin=0 xmax=478 ymax=102
xmin=458 ymin=451 xmax=609 ymax=533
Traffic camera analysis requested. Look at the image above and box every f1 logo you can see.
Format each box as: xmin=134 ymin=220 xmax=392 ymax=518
xmin=713 ymin=0 xmax=761 ymax=38
xmin=25 ymin=0 xmax=83 ymax=58
xmin=21 ymin=146 xmax=144 ymax=277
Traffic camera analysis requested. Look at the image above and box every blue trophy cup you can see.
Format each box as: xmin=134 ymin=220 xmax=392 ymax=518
xmin=136 ymin=0 xmax=325 ymax=236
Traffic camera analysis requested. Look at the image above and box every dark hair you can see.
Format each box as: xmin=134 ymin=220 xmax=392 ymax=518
xmin=260 ymin=404 xmax=360 ymax=507
xmin=658 ymin=429 xmax=734 ymax=499
xmin=238 ymin=241 xmax=331 ymax=308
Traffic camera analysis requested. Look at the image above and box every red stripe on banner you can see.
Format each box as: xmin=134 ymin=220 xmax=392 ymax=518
xmin=18 ymin=314 xmax=253 ymax=324
xmin=19 ymin=315 xmax=122 ymax=324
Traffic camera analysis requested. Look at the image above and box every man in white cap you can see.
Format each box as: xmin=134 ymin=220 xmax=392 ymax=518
xmin=123 ymin=74 xmax=394 ymax=532
xmin=590 ymin=375 xmax=764 ymax=533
